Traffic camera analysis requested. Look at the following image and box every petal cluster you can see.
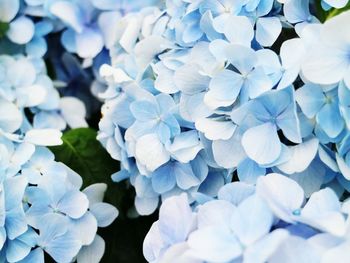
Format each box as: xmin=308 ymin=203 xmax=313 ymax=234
xmin=144 ymin=173 xmax=350 ymax=262
xmin=97 ymin=0 xmax=350 ymax=217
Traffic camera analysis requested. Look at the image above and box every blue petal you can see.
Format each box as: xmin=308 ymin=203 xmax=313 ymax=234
xmin=188 ymin=226 xmax=242 ymax=262
xmin=256 ymin=173 xmax=304 ymax=223
xmin=130 ymin=101 xmax=158 ymax=121
xmin=242 ymin=122 xmax=282 ymax=165
xmin=75 ymin=27 xmax=104 ymax=58
xmin=237 ymin=158 xmax=266 ymax=184
xmin=49 ymin=1 xmax=84 ymax=33
xmin=57 ymin=190 xmax=89 ymax=219
xmin=296 ymin=83 xmax=325 ymax=118
xmin=230 ymin=195 xmax=274 ymax=246
xmin=26 ymin=37 xmax=47 ymax=58
xmin=0 ymin=0 xmax=20 ymax=22
xmin=174 ymin=64 xmax=210 ymax=95
xmin=218 ymin=182 xmax=255 ymax=206
xmin=158 ymin=194 xmax=194 ymax=244
xmin=269 ymin=236 xmax=320 ymax=263
xmin=316 ymin=101 xmax=345 ymax=138
xmin=226 ymin=44 xmax=256 ymax=75
xmin=299 ymin=188 xmax=346 ymax=236
xmin=135 ymin=134 xmax=170 ymax=172
xmin=90 ymin=202 xmax=118 ymax=228
xmin=197 ymin=200 xmax=236 ymax=228
xmin=76 ymin=235 xmax=105 ymax=263
xmin=175 ymin=162 xmax=201 ymax=190
xmin=284 ymin=0 xmax=311 ymax=23
xmin=244 ymin=229 xmax=289 ymax=263
xmin=135 ymin=196 xmax=159 ymax=216
xmin=223 ymin=15 xmax=254 ymax=46
xmin=7 ymin=16 xmax=35 ymax=44
xmin=18 ymin=248 xmax=44 ymax=263
xmin=204 ymin=69 xmax=243 ymax=108
xmin=256 ymin=17 xmax=282 ymax=47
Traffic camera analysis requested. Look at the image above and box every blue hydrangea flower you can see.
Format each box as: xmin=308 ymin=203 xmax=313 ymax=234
xmin=302 ymin=11 xmax=350 ymax=88
xmin=144 ymin=173 xmax=350 ymax=262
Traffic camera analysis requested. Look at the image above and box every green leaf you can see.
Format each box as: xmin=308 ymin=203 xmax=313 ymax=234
xmin=50 ymin=128 xmax=122 ymax=207
xmin=0 ymin=22 xmax=9 ymax=38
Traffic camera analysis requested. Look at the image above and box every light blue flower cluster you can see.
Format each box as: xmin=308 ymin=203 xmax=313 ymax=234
xmin=97 ymin=0 xmax=350 ymax=216
xmin=0 ymin=0 xmax=162 ymax=58
xmin=144 ymin=173 xmax=350 ymax=262
xmin=0 ymin=52 xmax=118 ymax=262
xmin=0 ymin=140 xmax=118 ymax=262
xmin=0 ymin=0 xmax=163 ymax=117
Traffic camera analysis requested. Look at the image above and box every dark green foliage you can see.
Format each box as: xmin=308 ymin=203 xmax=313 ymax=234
xmin=0 ymin=22 xmax=9 ymax=38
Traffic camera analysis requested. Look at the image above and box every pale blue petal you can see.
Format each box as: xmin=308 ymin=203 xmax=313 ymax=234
xmin=256 ymin=17 xmax=282 ymax=47
xmin=45 ymin=230 xmax=82 ymax=263
xmin=204 ymin=69 xmax=243 ymax=108
xmin=135 ymin=134 xmax=170 ymax=172
xmin=0 ymin=0 xmax=20 ymax=22
xmin=151 ymin=163 xmax=177 ymax=194
xmin=5 ymin=207 xmax=28 ymax=240
xmin=76 ymin=235 xmax=105 ymax=263
xmin=230 ymin=195 xmax=273 ymax=246
xmin=24 ymin=129 xmax=63 ymax=146
xmin=57 ymin=190 xmax=89 ymax=219
xmin=4 ymin=175 xmax=27 ymax=209
xmin=237 ymin=158 xmax=266 ymax=184
xmin=223 ymin=15 xmax=254 ymax=46
xmin=200 ymin=11 xmax=222 ymax=41
xmin=188 ymin=226 xmax=242 ymax=262
xmin=218 ymin=182 xmax=255 ymax=206
xmin=174 ymin=64 xmax=210 ymax=95
xmin=71 ymin=212 xmax=97 ymax=246
xmin=0 ymin=99 xmax=22 ymax=133
xmin=323 ymin=0 xmax=348 ymax=9
xmin=76 ymin=27 xmax=104 ymax=58
xmin=50 ymin=1 xmax=84 ymax=33
xmin=61 ymin=29 xmax=77 ymax=53
xmin=242 ymin=122 xmax=281 ymax=165
xmin=82 ymin=184 xmax=107 ymax=206
xmin=284 ymin=0 xmax=311 ymax=23
xmin=18 ymin=248 xmax=44 ymax=263
xmin=130 ymin=101 xmax=158 ymax=121
xmin=288 ymin=159 xmax=326 ymax=197
xmin=321 ymin=241 xmax=350 ymax=262
xmin=175 ymin=163 xmax=201 ymax=190
xmin=158 ymin=194 xmax=193 ymax=244
xmin=213 ymin=131 xmax=247 ymax=168
xmin=299 ymin=188 xmax=346 ymax=236
xmin=7 ymin=16 xmax=35 ymax=45
xmin=196 ymin=118 xmax=236 ymax=140
xmin=269 ymin=236 xmax=320 ymax=263
xmin=225 ymin=44 xmax=256 ymax=75
xmin=302 ymin=45 xmax=348 ymax=85
xmin=135 ymin=196 xmax=159 ymax=216
xmin=245 ymin=67 xmax=272 ymax=99
xmin=90 ymin=203 xmax=118 ymax=227
xmin=244 ymin=229 xmax=289 ymax=263
xmin=277 ymin=137 xmax=319 ymax=174
xmin=90 ymin=0 xmax=119 ymax=10
xmin=143 ymin=222 xmax=164 ymax=262
xmin=197 ymin=200 xmax=236 ymax=228
xmin=296 ymin=83 xmax=325 ymax=118
xmin=26 ymin=37 xmax=47 ymax=58
xmin=256 ymin=173 xmax=304 ymax=223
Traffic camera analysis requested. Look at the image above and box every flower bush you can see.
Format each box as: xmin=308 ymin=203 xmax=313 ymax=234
xmin=1 ymin=0 xmax=350 ymax=262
